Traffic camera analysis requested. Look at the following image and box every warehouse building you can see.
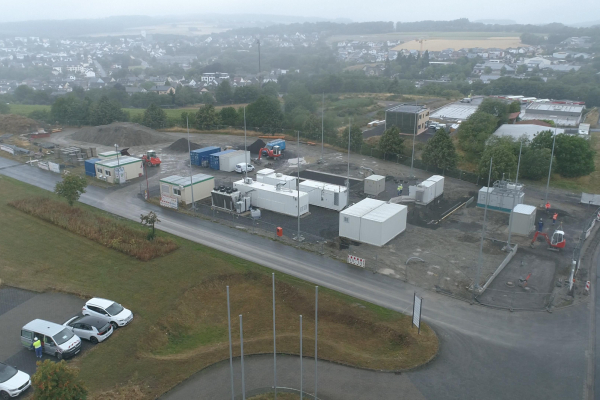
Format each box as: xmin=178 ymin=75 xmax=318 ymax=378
xmin=339 ymin=199 xmax=407 ymax=247
xmin=233 ymin=178 xmax=309 ymax=217
xmin=95 ymin=156 xmax=143 ymax=184
xmin=160 ymin=174 xmax=214 ymax=205
xmin=385 ymin=104 xmax=430 ymax=135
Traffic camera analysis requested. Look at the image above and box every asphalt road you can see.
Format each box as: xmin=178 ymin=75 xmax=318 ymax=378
xmin=0 ymin=156 xmax=594 ymax=400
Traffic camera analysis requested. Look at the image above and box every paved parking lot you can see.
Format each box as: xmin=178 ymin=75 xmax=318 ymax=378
xmin=0 ymin=287 xmax=93 ymax=375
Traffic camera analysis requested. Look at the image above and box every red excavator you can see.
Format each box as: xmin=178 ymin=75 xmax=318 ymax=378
xmin=258 ymin=146 xmax=282 ymax=161
xmin=530 ymin=228 xmax=566 ymax=251
xmin=141 ymin=150 xmax=161 ymax=167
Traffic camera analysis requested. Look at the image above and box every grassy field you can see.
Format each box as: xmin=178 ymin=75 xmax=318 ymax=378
xmin=0 ymin=176 xmax=438 ymax=399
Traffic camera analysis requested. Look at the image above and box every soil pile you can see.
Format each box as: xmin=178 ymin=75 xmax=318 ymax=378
xmin=71 ymin=122 xmax=170 ymax=147
xmin=247 ymin=138 xmax=266 ymax=153
xmin=166 ymin=138 xmax=202 ymax=152
xmin=0 ymin=114 xmax=38 ymax=134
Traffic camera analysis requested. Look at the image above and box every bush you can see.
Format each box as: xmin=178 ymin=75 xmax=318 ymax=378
xmin=10 ymin=197 xmax=178 ymax=261
xmin=32 ymin=360 xmax=87 ymax=400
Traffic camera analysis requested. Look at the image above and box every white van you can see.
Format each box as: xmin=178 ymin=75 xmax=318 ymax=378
xmin=235 ymin=163 xmax=255 ymax=173
xmin=21 ymin=319 xmax=82 ymax=360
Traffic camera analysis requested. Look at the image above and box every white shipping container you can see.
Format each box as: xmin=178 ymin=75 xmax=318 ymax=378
xmin=233 ymin=179 xmax=308 ymax=217
xmin=359 ymin=203 xmax=407 ymax=246
xmin=510 ymin=204 xmax=537 ymax=236
xmin=364 ymin=175 xmax=386 ymax=196
xmin=299 ymin=179 xmax=348 ymax=211
xmin=219 ymin=150 xmax=251 ymax=172
xmin=339 ymin=199 xmax=385 ymax=241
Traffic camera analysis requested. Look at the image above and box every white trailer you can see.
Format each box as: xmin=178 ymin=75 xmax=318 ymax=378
xmin=298 ymin=179 xmax=348 ymax=211
xmin=160 ymin=174 xmax=214 ymax=205
xmin=359 ymin=203 xmax=407 ymax=247
xmin=233 ymin=178 xmax=309 ymax=217
xmin=219 ymin=150 xmax=251 ymax=172
xmin=256 ymin=169 xmax=298 ymax=190
xmin=339 ymin=199 xmax=385 ymax=242
xmin=364 ymin=174 xmax=386 ymax=196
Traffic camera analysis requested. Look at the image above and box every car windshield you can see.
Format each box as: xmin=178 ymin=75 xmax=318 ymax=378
xmin=52 ymin=328 xmax=75 ymax=345
xmin=0 ymin=363 xmax=18 ymax=383
xmin=106 ymin=302 xmax=124 ymax=316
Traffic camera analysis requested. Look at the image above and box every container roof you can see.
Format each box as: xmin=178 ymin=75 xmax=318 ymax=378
xmin=160 ymin=174 xmax=214 ymax=187
xmin=341 ymin=198 xmax=385 ymax=217
xmin=364 ymin=174 xmax=385 ymax=182
xmin=362 ymin=203 xmax=407 ymax=222
xmin=96 ymin=156 xmax=141 ymax=167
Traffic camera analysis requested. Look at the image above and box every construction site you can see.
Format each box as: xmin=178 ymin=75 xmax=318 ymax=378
xmin=2 ymin=124 xmax=598 ymax=311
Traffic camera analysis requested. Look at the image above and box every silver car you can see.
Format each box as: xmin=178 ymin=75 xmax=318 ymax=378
xmin=63 ymin=316 xmax=113 ymax=344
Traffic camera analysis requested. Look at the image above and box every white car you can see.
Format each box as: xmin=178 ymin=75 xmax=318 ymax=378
xmin=82 ymin=298 xmax=133 ymax=329
xmin=63 ymin=315 xmax=113 ymax=344
xmin=0 ymin=362 xmax=30 ymax=399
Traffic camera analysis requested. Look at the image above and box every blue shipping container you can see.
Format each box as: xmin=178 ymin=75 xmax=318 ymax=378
xmin=190 ymin=146 xmax=221 ymax=166
xmin=266 ymin=139 xmax=286 ymax=151
xmin=84 ymin=158 xmax=100 ymax=177
xmin=209 ymin=149 xmax=236 ymax=170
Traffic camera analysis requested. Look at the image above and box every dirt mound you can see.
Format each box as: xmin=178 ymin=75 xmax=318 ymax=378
xmin=166 ymin=138 xmax=202 ymax=152
xmin=71 ymin=122 xmax=170 ymax=147
xmin=248 ymin=138 xmax=266 ymax=153
xmin=0 ymin=114 xmax=38 ymax=134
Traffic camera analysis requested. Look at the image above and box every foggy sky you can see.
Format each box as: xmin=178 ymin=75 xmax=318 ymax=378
xmin=2 ymin=0 xmax=599 ymax=25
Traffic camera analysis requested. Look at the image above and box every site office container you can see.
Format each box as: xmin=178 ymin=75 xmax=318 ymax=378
xmin=160 ymin=174 xmax=214 ymax=205
xmin=510 ymin=204 xmax=537 ymax=236
xmin=364 ymin=175 xmax=386 ymax=196
xmin=209 ymin=149 xmax=236 ymax=170
xmin=339 ymin=198 xmax=385 ymax=241
xmin=299 ymin=179 xmax=348 ymax=211
xmin=359 ymin=203 xmax=407 ymax=247
xmin=84 ymin=158 xmax=100 ymax=177
xmin=233 ymin=179 xmax=309 ymax=217
xmin=219 ymin=150 xmax=251 ymax=172
xmin=256 ymin=169 xmax=298 ymax=190
xmin=191 ymin=146 xmax=221 ymax=166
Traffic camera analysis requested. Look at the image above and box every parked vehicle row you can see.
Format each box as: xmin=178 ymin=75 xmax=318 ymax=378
xmin=5 ymin=298 xmax=133 ymax=398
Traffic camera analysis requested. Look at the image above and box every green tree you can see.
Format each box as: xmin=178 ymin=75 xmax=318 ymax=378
xmin=246 ymin=95 xmax=283 ymax=133
xmin=457 ymin=111 xmax=499 ymax=159
xmin=478 ymin=98 xmax=509 ymax=125
xmin=554 ymin=135 xmax=595 ymax=177
xmin=195 ymin=104 xmax=221 ymax=129
xmin=32 ymin=360 xmax=87 ymax=400
xmin=140 ymin=211 xmax=160 ymax=240
xmin=378 ymin=126 xmax=405 ymax=155
xmin=142 ymin=103 xmax=167 ymax=129
xmin=478 ymin=138 xmax=517 ymax=182
xmin=422 ymin=129 xmax=458 ymax=171
xmin=0 ymin=102 xmax=9 ymax=114
xmin=219 ymin=107 xmax=239 ymax=126
xmin=54 ymin=174 xmax=87 ymax=206
xmin=215 ymin=80 xmax=233 ymax=104
xmin=519 ymin=147 xmax=552 ymax=180
xmin=88 ymin=96 xmax=127 ymax=126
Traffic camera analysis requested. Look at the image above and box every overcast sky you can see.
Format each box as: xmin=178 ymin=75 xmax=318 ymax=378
xmin=2 ymin=0 xmax=599 ymax=25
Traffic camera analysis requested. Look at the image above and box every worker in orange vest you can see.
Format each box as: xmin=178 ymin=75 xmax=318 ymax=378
xmin=545 ymin=202 xmax=551 ymax=214
xmin=553 ymin=212 xmax=558 ymax=224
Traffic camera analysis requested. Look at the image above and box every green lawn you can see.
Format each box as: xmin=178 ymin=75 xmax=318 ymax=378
xmin=0 ymin=175 xmax=438 ymax=399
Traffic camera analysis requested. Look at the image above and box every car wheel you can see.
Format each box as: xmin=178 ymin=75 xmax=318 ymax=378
xmin=110 ymin=322 xmax=118 ymax=330
xmin=56 ymin=352 xmax=62 ymax=360
xmin=90 ymin=337 xmax=98 ymax=344
xmin=1 ymin=391 xmax=11 ymax=400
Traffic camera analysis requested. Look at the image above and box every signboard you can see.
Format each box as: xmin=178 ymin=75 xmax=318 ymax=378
xmin=48 ymin=162 xmax=60 ymax=173
xmin=0 ymin=145 xmax=14 ymax=155
xmin=412 ymin=293 xmax=423 ymax=333
xmin=37 ymin=162 xmax=49 ymax=171
xmin=347 ymin=254 xmax=365 ymax=268
xmin=160 ymin=194 xmax=178 ymax=209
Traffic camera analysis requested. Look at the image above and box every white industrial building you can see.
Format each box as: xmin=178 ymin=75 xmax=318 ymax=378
xmin=95 ymin=156 xmax=143 ymax=184
xmin=233 ymin=178 xmax=309 ymax=217
xmin=219 ymin=150 xmax=251 ymax=172
xmin=299 ymin=179 xmax=348 ymax=211
xmin=509 ymin=204 xmax=537 ymax=236
xmin=339 ymin=199 xmax=407 ymax=247
xmin=364 ymin=175 xmax=386 ymax=196
xmin=408 ymin=175 xmax=445 ymax=205
xmin=160 ymin=174 xmax=214 ymax=205
xmin=256 ymin=168 xmax=298 ymax=190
